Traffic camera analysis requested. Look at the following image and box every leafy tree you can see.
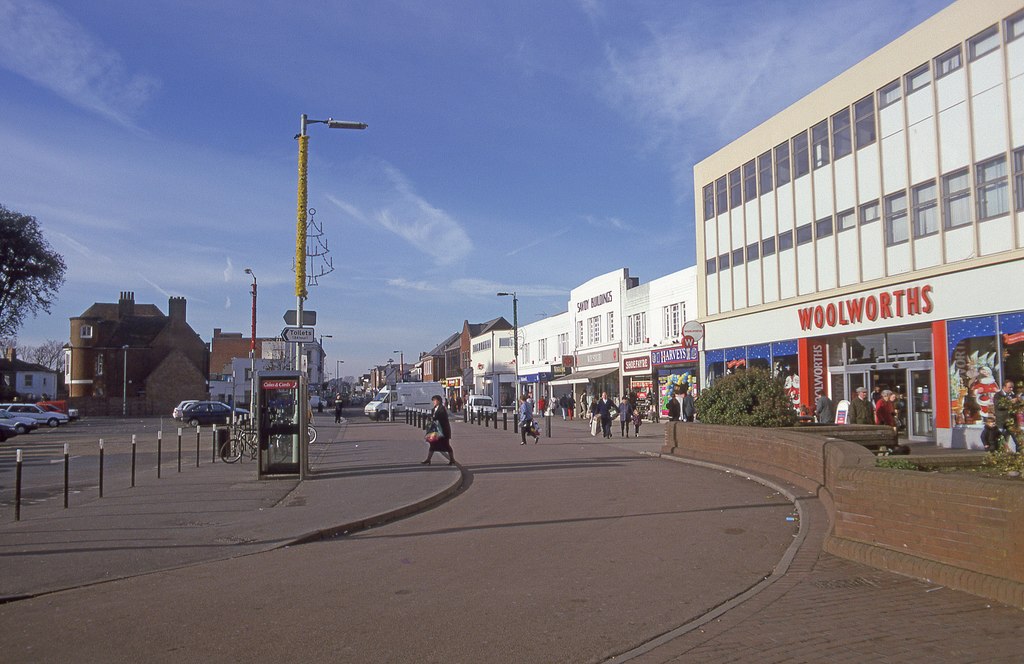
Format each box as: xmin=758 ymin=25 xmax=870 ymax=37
xmin=0 ymin=206 xmax=67 ymax=337
xmin=696 ymin=368 xmax=797 ymax=427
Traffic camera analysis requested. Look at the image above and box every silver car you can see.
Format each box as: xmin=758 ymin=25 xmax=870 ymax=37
xmin=0 ymin=403 xmax=68 ymax=427
xmin=0 ymin=409 xmax=39 ymax=434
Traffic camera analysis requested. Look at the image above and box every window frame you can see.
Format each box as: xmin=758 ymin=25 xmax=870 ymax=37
xmin=761 ymin=236 xmax=776 ymax=257
xmin=778 ymin=230 xmax=794 ymax=251
xmin=702 ymin=183 xmax=715 ymax=221
xmin=587 ymin=315 xmax=601 ymax=345
xmin=911 ymin=180 xmax=939 ymax=238
xmin=878 ymin=80 xmax=902 ymax=109
xmin=968 ymin=25 xmax=999 ymax=61
xmin=811 ymin=119 xmax=830 ymax=170
xmin=742 ymin=160 xmax=757 ymax=202
xmin=976 ymin=154 xmax=1009 ymax=221
xmin=731 ymin=247 xmax=744 ymax=267
xmin=837 ymin=208 xmax=856 ymax=232
xmin=718 ymin=252 xmax=730 ymax=270
xmin=815 ymin=216 xmax=834 ymax=239
xmin=1014 ymin=147 xmax=1024 ymax=212
xmin=796 ymin=223 xmax=813 ymax=245
xmin=1007 ymin=10 xmax=1024 ymax=42
xmin=705 ymin=257 xmax=718 ymax=275
xmin=884 ymin=191 xmax=909 ymax=246
xmin=859 ymin=200 xmax=880 ymax=226
xmin=792 ymin=131 xmax=810 ymax=179
xmin=905 ymin=63 xmax=931 ymax=94
xmin=746 ymin=241 xmax=760 ymax=262
xmin=728 ymin=168 xmax=742 ymax=210
xmin=757 ymin=151 xmax=773 ymax=195
xmin=831 ymin=108 xmax=851 ymax=160
xmin=934 ymin=45 xmax=962 ymax=79
xmin=854 ymin=95 xmax=876 ymax=149
xmin=80 ymin=325 xmax=94 ymax=339
xmin=942 ymin=167 xmax=972 ymax=230
xmin=774 ymin=141 xmax=791 ymax=186
xmin=715 ymin=176 xmax=728 ymax=215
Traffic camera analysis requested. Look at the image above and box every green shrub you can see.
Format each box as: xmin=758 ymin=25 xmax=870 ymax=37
xmin=696 ymin=369 xmax=797 ymax=427
xmin=876 ymin=458 xmax=918 ymax=470
xmin=981 ymin=450 xmax=1024 ymax=476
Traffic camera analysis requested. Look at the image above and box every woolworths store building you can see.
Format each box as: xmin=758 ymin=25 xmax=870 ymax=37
xmin=694 ymin=0 xmax=1024 ymax=447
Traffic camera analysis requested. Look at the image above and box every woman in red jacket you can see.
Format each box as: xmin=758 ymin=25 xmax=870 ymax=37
xmin=875 ymin=390 xmax=897 ymax=427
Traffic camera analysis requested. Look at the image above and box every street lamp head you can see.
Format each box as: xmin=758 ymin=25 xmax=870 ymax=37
xmin=326 ymin=119 xmax=368 ymax=130
xmin=497 ymin=292 xmax=510 ymax=296
xmin=244 ymin=267 xmax=252 ymax=275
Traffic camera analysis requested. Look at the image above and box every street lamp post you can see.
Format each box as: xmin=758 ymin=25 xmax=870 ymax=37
xmin=393 ymin=350 xmax=404 ymax=383
xmin=244 ymin=268 xmax=257 ymax=417
xmin=497 ymin=292 xmax=518 ymax=406
xmin=294 ymin=114 xmax=367 ymax=376
xmin=319 ymin=334 xmax=333 ymax=395
xmin=121 ymin=345 xmax=129 ymax=417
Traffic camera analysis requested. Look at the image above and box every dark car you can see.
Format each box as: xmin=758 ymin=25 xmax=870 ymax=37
xmin=0 ymin=420 xmax=17 ymax=442
xmin=179 ymin=401 xmax=235 ymax=426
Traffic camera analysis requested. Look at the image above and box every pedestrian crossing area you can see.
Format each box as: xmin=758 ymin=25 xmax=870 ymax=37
xmin=0 ymin=439 xmax=69 ymax=469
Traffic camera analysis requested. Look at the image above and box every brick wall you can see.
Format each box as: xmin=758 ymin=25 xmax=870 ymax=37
xmin=662 ymin=423 xmax=1024 ymax=609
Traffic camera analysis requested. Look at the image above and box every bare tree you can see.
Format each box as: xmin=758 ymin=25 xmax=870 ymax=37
xmin=20 ymin=339 xmax=65 ymax=371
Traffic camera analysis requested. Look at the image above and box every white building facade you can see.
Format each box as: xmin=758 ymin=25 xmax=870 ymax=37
xmin=470 ymin=328 xmax=516 ymax=407
xmin=694 ymin=0 xmax=1024 ymax=446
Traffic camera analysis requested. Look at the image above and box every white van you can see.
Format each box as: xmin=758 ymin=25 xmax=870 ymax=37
xmin=364 ymin=382 xmax=444 ymax=421
xmin=466 ymin=395 xmax=496 ymax=417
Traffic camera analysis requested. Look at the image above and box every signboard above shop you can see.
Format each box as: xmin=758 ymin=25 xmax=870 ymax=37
xmin=651 ymin=346 xmax=699 ymax=365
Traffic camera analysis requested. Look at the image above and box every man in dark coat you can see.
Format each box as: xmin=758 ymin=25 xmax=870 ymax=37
xmin=422 ymin=395 xmax=455 ymax=465
xmin=667 ymin=387 xmax=682 ymax=421
xmin=680 ymin=388 xmax=696 ymax=422
xmin=815 ymin=393 xmax=835 ymax=424
xmin=595 ymin=391 xmax=615 ymax=438
xmin=849 ymin=387 xmax=872 ymax=425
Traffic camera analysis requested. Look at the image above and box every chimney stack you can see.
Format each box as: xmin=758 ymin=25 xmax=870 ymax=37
xmin=168 ymin=296 xmax=187 ymax=322
xmin=118 ymin=291 xmax=135 ymax=319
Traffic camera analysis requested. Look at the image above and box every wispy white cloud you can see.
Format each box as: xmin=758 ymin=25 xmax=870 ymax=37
xmin=326 ymin=164 xmax=473 ymax=267
xmin=0 ymin=0 xmax=158 ymax=126
xmin=583 ymin=214 xmax=635 ymax=232
xmin=386 ymin=277 xmax=436 ymax=292
xmin=506 ymin=227 xmax=570 ymax=257
xmin=223 ymin=256 xmax=234 ymax=282
xmin=452 ymin=277 xmax=566 ymax=299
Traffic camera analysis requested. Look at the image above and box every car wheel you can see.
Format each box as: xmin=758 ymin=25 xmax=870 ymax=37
xmin=188 ymin=418 xmax=201 ymax=427
xmin=15 ymin=424 xmax=27 ymax=434
xmin=376 ymin=411 xmax=388 ymax=422
xmin=47 ymin=418 xmax=59 ymax=428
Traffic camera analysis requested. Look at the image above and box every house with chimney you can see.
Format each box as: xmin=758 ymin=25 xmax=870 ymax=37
xmin=0 ymin=348 xmax=60 ymax=402
xmin=65 ymin=292 xmax=209 ymax=415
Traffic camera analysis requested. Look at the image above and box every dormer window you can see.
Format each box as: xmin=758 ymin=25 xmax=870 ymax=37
xmin=80 ymin=325 xmax=93 ymax=339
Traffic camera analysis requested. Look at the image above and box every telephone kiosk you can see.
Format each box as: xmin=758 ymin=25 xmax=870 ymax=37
xmin=255 ymin=371 xmax=309 ymax=479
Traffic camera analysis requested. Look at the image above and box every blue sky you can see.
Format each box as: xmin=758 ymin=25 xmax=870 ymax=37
xmin=0 ymin=0 xmax=954 ymax=378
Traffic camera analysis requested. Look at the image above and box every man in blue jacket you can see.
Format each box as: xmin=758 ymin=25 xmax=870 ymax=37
xmin=593 ymin=391 xmax=615 ymax=438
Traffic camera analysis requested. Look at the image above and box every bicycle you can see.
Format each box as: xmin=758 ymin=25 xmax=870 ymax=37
xmin=220 ymin=425 xmax=258 ymax=463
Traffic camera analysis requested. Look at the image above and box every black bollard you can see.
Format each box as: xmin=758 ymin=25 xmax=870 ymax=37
xmin=157 ymin=432 xmax=162 ymax=479
xmin=15 ymin=449 xmax=23 ymax=521
xmin=131 ymin=434 xmax=136 ymax=487
xmin=63 ymin=443 xmax=69 ymax=508
xmin=546 ymin=413 xmax=552 ymax=438
xmin=493 ymin=410 xmax=498 ymax=429
xmin=177 ymin=428 xmax=182 ymax=473
xmin=98 ymin=439 xmax=104 ymax=498
xmin=503 ymin=411 xmax=508 ymax=430
xmin=192 ymin=427 xmax=198 ymax=467
xmin=210 ymin=425 xmax=216 ymax=463
xmin=463 ymin=407 xmax=468 ymax=423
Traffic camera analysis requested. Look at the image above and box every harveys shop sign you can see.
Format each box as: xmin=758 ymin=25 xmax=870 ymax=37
xmin=797 ymin=284 xmax=934 ymax=332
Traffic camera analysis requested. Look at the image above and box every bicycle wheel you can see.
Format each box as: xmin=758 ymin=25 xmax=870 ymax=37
xmin=307 ymin=425 xmax=317 ymax=444
xmin=220 ymin=434 xmax=244 ymax=463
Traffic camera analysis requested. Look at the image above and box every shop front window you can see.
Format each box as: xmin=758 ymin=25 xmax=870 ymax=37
xmin=846 ymin=333 xmax=885 ymax=364
xmin=1000 ymin=312 xmax=1024 ymax=389
xmin=748 ymin=343 xmax=771 ymax=371
xmin=705 ymin=349 xmax=725 ymax=387
xmin=885 ymin=328 xmax=932 ymax=362
xmin=947 ymin=316 xmax=999 ymax=425
xmin=725 ymin=347 xmax=746 ymax=374
xmin=772 ymin=340 xmax=799 ymax=411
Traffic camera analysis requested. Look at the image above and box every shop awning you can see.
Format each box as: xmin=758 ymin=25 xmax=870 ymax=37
xmin=548 ymin=368 xmax=616 ymax=385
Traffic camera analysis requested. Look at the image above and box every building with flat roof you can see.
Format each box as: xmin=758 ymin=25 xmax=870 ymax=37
xmin=694 ymin=0 xmax=1024 ymax=447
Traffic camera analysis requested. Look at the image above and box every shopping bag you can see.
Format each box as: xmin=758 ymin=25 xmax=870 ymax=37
xmin=590 ymin=416 xmax=598 ymax=437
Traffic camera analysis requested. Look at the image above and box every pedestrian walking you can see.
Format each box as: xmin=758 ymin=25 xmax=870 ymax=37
xmin=631 ymin=406 xmax=642 ymax=437
xmin=618 ymin=396 xmax=633 ymax=437
xmin=680 ymin=388 xmax=696 ymax=423
xmin=667 ymin=387 xmax=682 ymax=421
xmin=334 ymin=398 xmax=343 ymax=424
xmin=594 ymin=391 xmax=615 ymax=438
xmin=815 ymin=392 xmax=834 ymax=424
xmin=849 ymin=387 xmax=872 ymax=424
xmin=559 ymin=393 xmax=568 ymax=420
xmin=567 ymin=392 xmax=575 ymax=420
xmin=518 ymin=394 xmax=537 ymax=445
xmin=421 ymin=395 xmax=455 ymax=465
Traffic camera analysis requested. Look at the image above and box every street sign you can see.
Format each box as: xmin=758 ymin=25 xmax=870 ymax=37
xmin=283 ymin=310 xmax=317 ymax=326
xmin=282 ymin=327 xmax=315 ymax=343
xmin=682 ymin=320 xmax=705 ymax=346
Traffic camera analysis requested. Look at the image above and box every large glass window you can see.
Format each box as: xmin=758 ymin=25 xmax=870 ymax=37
xmin=905 ymin=63 xmax=931 ymax=94
xmin=1008 ymin=10 xmax=1024 ymax=42
xmin=935 ymin=46 xmax=962 ymax=78
xmin=663 ymin=303 xmax=683 ymax=339
xmin=588 ymin=315 xmax=601 ymax=345
xmin=878 ymin=80 xmax=901 ymax=108
xmin=774 ymin=141 xmax=791 ymax=186
xmin=911 ymin=180 xmax=938 ymax=238
xmin=715 ymin=176 xmax=728 ymax=215
xmin=731 ymin=248 xmax=744 ymax=267
xmin=705 ymin=257 xmax=717 ymax=275
xmin=976 ymin=155 xmax=1009 ymax=221
xmin=577 ymin=320 xmax=584 ymax=348
xmin=758 ymin=151 xmax=773 ymax=195
xmin=815 ymin=216 xmax=834 ymax=239
xmin=729 ymin=168 xmax=742 ymax=210
xmin=885 ymin=328 xmax=933 ymax=362
xmin=947 ymin=316 xmax=998 ymax=425
xmin=702 ymin=183 xmax=715 ymax=221
xmin=942 ymin=168 xmax=972 ymax=229
xmin=854 ymin=95 xmax=876 ymax=148
xmin=743 ymin=160 xmax=757 ymax=202
xmin=859 ymin=200 xmax=880 ymax=226
xmin=1014 ymin=147 xmax=1024 ymax=212
xmin=792 ymin=131 xmax=810 ymax=179
xmin=837 ymin=208 xmax=856 ymax=232
xmin=884 ymin=191 xmax=909 ymax=246
xmin=968 ymin=25 xmax=999 ymax=60
xmin=796 ymin=223 xmax=813 ymax=245
xmin=831 ymin=108 xmax=851 ymax=160
xmin=778 ymin=230 xmax=793 ymax=251
xmin=811 ymin=119 xmax=829 ymax=169
xmin=846 ymin=333 xmax=884 ymax=364
xmin=761 ymin=236 xmax=776 ymax=257
xmin=746 ymin=241 xmax=759 ymax=262
xmin=718 ymin=252 xmax=730 ymax=270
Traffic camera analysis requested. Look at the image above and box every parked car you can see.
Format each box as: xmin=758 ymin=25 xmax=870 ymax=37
xmin=37 ymin=400 xmax=79 ymax=421
xmin=0 ymin=403 xmax=68 ymax=427
xmin=0 ymin=409 xmax=40 ymax=434
xmin=178 ymin=401 xmax=247 ymax=427
xmin=172 ymin=400 xmax=201 ymax=419
xmin=0 ymin=420 xmax=17 ymax=442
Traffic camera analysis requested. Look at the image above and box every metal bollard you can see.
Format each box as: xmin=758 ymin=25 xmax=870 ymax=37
xmin=463 ymin=407 xmax=468 ymax=423
xmin=157 ymin=432 xmax=162 ymax=478
xmin=98 ymin=439 xmax=104 ymax=498
xmin=177 ymin=428 xmax=182 ymax=472
xmin=546 ymin=413 xmax=552 ymax=438
xmin=131 ymin=434 xmax=137 ymax=487
xmin=503 ymin=411 xmax=508 ymax=430
xmin=64 ymin=443 xmax=69 ymax=508
xmin=493 ymin=411 xmax=498 ymax=429
xmin=15 ymin=449 xmax=23 ymax=521
xmin=210 ymin=425 xmax=215 ymax=462
xmin=514 ymin=413 xmax=519 ymax=434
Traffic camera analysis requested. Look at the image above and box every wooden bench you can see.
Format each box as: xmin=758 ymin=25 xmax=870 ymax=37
xmin=789 ymin=424 xmax=907 ymax=455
